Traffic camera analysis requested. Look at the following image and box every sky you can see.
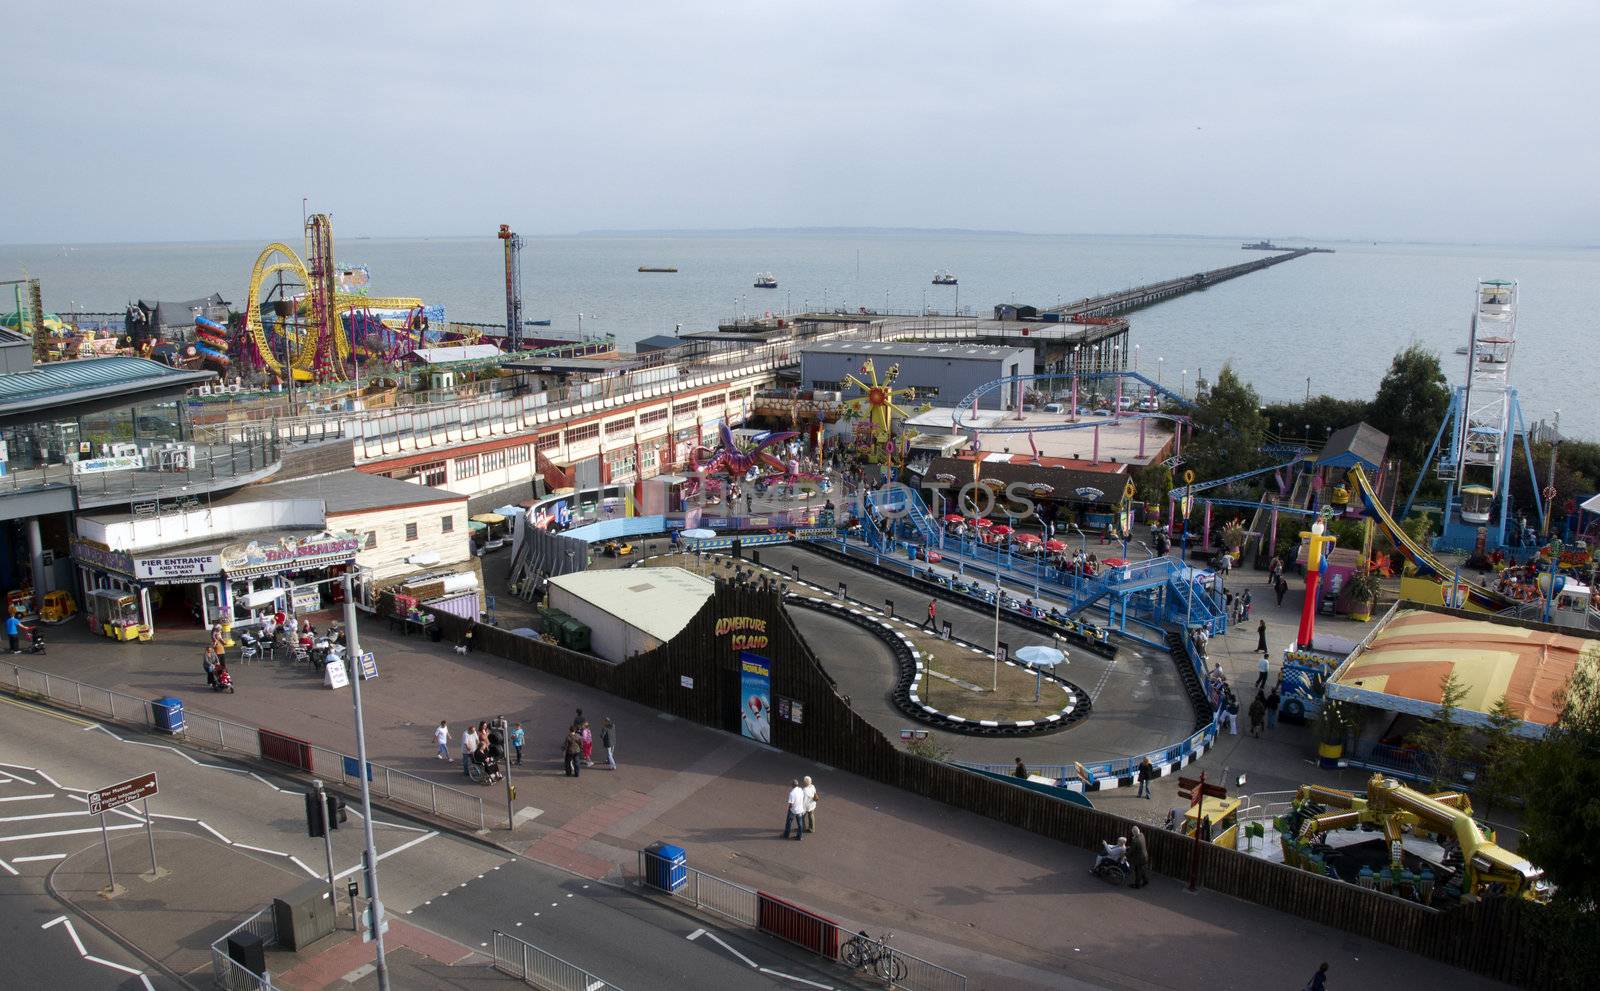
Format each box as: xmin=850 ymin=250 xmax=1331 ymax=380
xmin=3 ymin=1 xmax=1597 ymax=245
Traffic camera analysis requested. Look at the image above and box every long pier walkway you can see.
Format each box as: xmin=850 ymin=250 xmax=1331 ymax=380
xmin=1046 ymin=248 xmax=1314 ymax=318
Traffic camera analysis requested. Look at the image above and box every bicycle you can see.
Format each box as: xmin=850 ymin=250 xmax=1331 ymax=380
xmin=841 ymin=929 xmax=907 ymax=983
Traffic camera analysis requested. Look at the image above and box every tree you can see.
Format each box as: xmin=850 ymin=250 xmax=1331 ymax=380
xmin=1407 ymin=672 xmax=1471 ymax=789
xmin=1519 ymin=656 xmax=1600 ymax=904
xmin=1473 ymin=695 xmax=1526 ymax=814
xmin=1181 ymin=364 xmax=1266 ymax=484
xmin=1261 ymin=395 xmax=1372 ymax=444
xmin=1368 ymin=345 xmax=1451 ymax=494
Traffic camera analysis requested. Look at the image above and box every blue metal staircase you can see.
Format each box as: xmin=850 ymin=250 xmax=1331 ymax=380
xmin=863 ymin=485 xmax=941 ymax=548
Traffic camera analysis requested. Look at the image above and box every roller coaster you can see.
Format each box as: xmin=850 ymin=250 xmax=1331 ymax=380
xmin=242 ymin=213 xmax=425 ymax=382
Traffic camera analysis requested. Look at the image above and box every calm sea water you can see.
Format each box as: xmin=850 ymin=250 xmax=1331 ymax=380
xmin=4 ymin=232 xmax=1596 ymax=437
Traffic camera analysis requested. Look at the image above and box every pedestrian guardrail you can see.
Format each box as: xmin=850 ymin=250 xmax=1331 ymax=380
xmin=210 ymin=904 xmax=278 ymax=990
xmin=636 ymin=848 xmax=965 ymax=991
xmin=0 ymin=662 xmax=491 ymax=831
xmin=491 ymin=929 xmax=625 ymax=991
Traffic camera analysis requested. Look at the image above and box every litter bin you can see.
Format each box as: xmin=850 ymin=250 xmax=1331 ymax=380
xmin=427 ymin=623 xmax=443 ymax=643
xmin=645 ymin=842 xmax=687 ymax=893
xmin=151 ymin=696 xmax=185 ymax=735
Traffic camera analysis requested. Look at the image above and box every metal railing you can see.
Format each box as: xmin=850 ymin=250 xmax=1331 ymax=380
xmin=0 ymin=661 xmax=490 ymax=830
xmin=636 ymin=849 xmax=965 ymax=991
xmin=210 ymin=905 xmax=278 ymax=990
xmin=492 ymin=930 xmax=625 ymax=991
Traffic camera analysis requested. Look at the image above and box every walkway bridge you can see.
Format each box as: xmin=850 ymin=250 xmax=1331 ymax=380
xmin=1045 ymin=249 xmax=1315 ymax=318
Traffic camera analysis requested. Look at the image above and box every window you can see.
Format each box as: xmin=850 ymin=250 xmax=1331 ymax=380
xmin=700 ymin=394 xmax=725 ymax=408
xmin=641 ymin=447 xmax=658 ymax=470
xmin=906 ymin=384 xmax=939 ymax=398
xmin=606 ymin=417 xmax=635 ymax=436
xmin=507 ymin=445 xmax=530 ymax=466
xmin=640 ymin=407 xmax=668 ymax=425
xmin=536 ymin=433 xmax=560 ymax=451
xmin=481 ymin=449 xmax=507 ymax=473
xmin=810 ymin=380 xmax=842 ymax=393
xmin=405 ymin=522 xmax=419 ymax=541
xmin=441 ymin=515 xmax=454 ymax=533
xmin=416 ymin=461 xmax=447 ymax=487
xmin=672 ymin=401 xmax=698 ymax=417
xmin=364 ymin=531 xmax=378 ymax=549
xmin=566 ymin=423 xmax=599 ymax=443
xmin=455 ymin=455 xmax=480 ymax=479
xmin=605 ymin=447 xmax=636 ymax=479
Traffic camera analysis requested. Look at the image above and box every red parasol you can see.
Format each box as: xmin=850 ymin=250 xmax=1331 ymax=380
xmin=991 ymin=524 xmax=1014 ymax=536
xmin=972 ymin=518 xmax=995 ymax=528
xmin=1013 ymin=532 xmax=1041 ymax=545
xmin=943 ymin=514 xmax=966 ymax=524
xmin=1044 ymin=539 xmax=1067 ymax=552
xmin=1103 ymin=557 xmax=1128 ymax=567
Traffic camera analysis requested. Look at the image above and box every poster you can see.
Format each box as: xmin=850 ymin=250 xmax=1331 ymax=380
xmin=739 ymin=651 xmax=771 ymax=743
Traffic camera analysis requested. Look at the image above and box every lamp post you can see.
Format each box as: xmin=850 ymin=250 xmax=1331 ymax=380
xmin=341 ymin=572 xmax=390 ymax=990
xmin=1181 ymin=369 xmax=1188 ymax=399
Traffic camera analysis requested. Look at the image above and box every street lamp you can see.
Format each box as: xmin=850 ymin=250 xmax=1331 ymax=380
xmin=340 ymin=572 xmax=391 ymax=989
xmin=1181 ymin=369 xmax=1188 ymax=399
xmin=1157 ymin=356 xmax=1163 ymax=388
xmin=1133 ymin=343 xmax=1141 ymax=372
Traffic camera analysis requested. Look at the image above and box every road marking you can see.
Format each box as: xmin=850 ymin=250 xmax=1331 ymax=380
xmin=0 ymin=823 xmax=142 ymax=843
xmin=289 ymin=856 xmax=321 ymax=880
xmin=235 ymin=843 xmax=289 ymax=858
xmin=586 ymin=980 xmax=606 ymax=991
xmin=249 ymin=773 xmax=289 ymax=793
xmin=0 ymin=771 xmax=38 ymax=786
xmin=195 ymin=821 xmax=232 ymax=844
xmin=333 ymin=831 xmax=438 ymax=881
xmin=758 ymin=967 xmax=834 ymax=989
xmin=0 ymin=856 xmax=16 ymax=875
xmin=342 ymin=963 xmax=376 ymax=983
xmin=686 ymin=928 xmax=705 ymax=940
xmin=686 ymin=929 xmax=759 ymax=969
xmin=0 ymin=811 xmax=116 ymax=824
xmin=35 ymin=769 xmax=63 ymax=788
xmin=0 ymin=696 xmax=94 ymax=728
xmin=14 ymin=853 xmax=68 ymax=863
xmin=0 ymin=794 xmax=55 ymax=803
xmin=41 ymin=916 xmax=157 ymax=991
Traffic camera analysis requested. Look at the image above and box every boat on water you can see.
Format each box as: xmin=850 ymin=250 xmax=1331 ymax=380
xmin=932 ymin=270 xmax=958 ymax=285
xmin=638 ymin=266 xmax=678 ymax=273
xmin=754 ymin=273 xmax=778 ymax=289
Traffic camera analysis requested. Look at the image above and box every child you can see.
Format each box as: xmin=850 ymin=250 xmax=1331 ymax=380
xmin=511 ymin=722 xmax=525 ymax=765
xmin=580 ymin=720 xmax=594 ymax=767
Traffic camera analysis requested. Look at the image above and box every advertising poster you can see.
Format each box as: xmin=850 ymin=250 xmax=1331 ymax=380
xmin=739 ymin=651 xmax=772 ymax=743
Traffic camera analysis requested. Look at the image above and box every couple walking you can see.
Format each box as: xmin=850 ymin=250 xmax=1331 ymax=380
xmin=563 ymin=710 xmax=616 ymax=776
xmin=782 ymin=776 xmax=819 ymax=839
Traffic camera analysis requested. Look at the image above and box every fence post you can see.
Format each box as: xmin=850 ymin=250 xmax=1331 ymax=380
xmin=42 ymin=672 xmax=50 ymax=700
xmin=75 ymin=682 xmax=82 ymax=709
xmin=430 ymin=784 xmax=439 ymax=816
xmin=384 ymin=767 xmax=392 ymax=799
xmin=522 ymin=941 xmax=529 ymax=980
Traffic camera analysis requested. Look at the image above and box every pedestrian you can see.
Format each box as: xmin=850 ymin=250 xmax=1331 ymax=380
xmin=924 ymin=599 xmax=938 ymax=632
xmin=802 ymin=775 xmax=818 ymax=833
xmin=203 ymin=647 xmax=218 ymax=688
xmin=572 ymin=708 xmax=585 ymax=731
xmin=1223 ymin=689 xmax=1240 ymax=734
xmin=1012 ymin=756 xmax=1029 ymax=778
xmin=1274 ymin=576 xmax=1288 ymax=607
xmin=1256 ymin=651 xmax=1270 ymax=689
xmin=580 ymin=720 xmax=594 ymax=767
xmin=1128 ymin=826 xmax=1150 ymax=889
xmin=1136 ymin=756 xmax=1154 ymax=799
xmin=1255 ymin=620 xmax=1267 ymax=654
xmin=1308 ymin=962 xmax=1329 ymax=991
xmin=1242 ymin=589 xmax=1252 ymax=620
xmin=1266 ymin=686 xmax=1280 ymax=728
xmin=511 ymin=722 xmax=525 ymax=765
xmin=601 ymin=717 xmax=615 ymax=769
xmin=1192 ymin=625 xmax=1209 ymax=657
xmin=5 ymin=610 xmax=19 ymax=653
xmin=782 ymin=779 xmax=806 ymax=840
xmin=210 ymin=623 xmax=226 ymax=664
xmin=1249 ymin=693 xmax=1266 ymax=738
xmin=461 ymin=724 xmax=478 ymax=777
xmin=434 ymin=720 xmax=450 ymax=761
xmin=563 ymin=727 xmax=582 ymax=777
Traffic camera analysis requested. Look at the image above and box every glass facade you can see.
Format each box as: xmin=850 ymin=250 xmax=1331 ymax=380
xmin=1 ymin=400 xmax=184 ymax=472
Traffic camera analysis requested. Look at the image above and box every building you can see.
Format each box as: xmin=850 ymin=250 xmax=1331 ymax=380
xmin=799 ymin=341 xmax=1034 ymax=407
xmin=547 ymin=567 xmax=715 ymax=663
xmin=905 ymin=406 xmax=1174 ymax=468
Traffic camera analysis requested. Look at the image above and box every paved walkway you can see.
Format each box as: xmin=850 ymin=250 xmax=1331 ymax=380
xmin=18 ymin=580 xmax=1503 ymax=990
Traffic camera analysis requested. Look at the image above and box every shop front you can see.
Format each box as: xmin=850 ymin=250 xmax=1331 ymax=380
xmin=220 ymin=530 xmax=362 ymax=629
xmin=72 ymin=538 xmax=232 ymax=636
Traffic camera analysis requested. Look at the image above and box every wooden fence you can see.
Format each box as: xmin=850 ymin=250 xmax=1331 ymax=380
xmin=428 ymin=581 xmax=1592 ymax=989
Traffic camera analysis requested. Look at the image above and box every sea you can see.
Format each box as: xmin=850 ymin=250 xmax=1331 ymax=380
xmin=3 ymin=232 xmax=1596 ymax=438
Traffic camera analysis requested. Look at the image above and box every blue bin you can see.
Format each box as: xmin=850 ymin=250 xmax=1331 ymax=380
xmin=152 ymin=696 xmax=186 ymax=735
xmin=645 ymin=842 xmax=687 ymax=893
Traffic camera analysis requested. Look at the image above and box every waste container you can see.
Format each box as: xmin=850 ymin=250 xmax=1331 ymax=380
xmin=151 ymin=696 xmax=185 ymax=735
xmin=227 ymin=929 xmax=266 ymax=976
xmin=645 ymin=842 xmax=687 ymax=893
xmin=427 ymin=624 xmax=443 ymax=643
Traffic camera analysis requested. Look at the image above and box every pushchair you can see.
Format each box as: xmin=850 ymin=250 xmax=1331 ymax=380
xmin=468 ymin=748 xmax=502 ymax=785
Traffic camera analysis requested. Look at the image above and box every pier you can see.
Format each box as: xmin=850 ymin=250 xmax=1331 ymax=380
xmin=1045 ymin=248 xmax=1315 ymax=319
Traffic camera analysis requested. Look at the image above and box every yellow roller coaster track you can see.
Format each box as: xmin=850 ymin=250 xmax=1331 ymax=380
xmin=243 ymin=231 xmax=421 ymax=382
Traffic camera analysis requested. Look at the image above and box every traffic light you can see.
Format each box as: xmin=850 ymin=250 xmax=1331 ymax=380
xmin=305 ymin=790 xmax=327 ymax=837
xmin=325 ymin=792 xmax=347 ymax=830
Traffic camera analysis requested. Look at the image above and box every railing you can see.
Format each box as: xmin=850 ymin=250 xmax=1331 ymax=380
xmin=491 ymin=930 xmax=625 ymax=991
xmin=1 ymin=431 xmax=279 ymax=504
xmin=210 ymin=905 xmax=278 ymax=990
xmin=636 ymin=849 xmax=965 ymax=991
xmin=0 ymin=661 xmax=490 ymax=830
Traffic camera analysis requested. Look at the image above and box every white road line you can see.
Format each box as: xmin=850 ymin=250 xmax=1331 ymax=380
xmin=34 ymin=770 xmax=62 ymax=788
xmin=249 ymin=773 xmax=289 ymax=793
xmin=0 ymin=772 xmax=38 ymax=785
xmin=234 ymin=843 xmax=289 ymax=858
xmin=686 ymin=928 xmax=705 ymax=940
xmin=148 ymin=812 xmax=200 ymax=823
xmin=686 ymin=929 xmax=759 ymax=969
xmin=758 ymin=967 xmax=834 ymax=989
xmin=42 ymin=918 xmax=156 ymax=991
xmin=289 ymin=856 xmax=322 ymax=880
xmin=0 ymin=794 xmax=55 ymax=803
xmin=14 ymin=853 xmax=68 ymax=863
xmin=0 ymin=856 xmax=16 ymax=875
xmin=333 ymin=831 xmax=438 ymax=881
xmin=586 ymin=980 xmax=606 ymax=991
xmin=195 ymin=820 xmax=232 ymax=844
xmin=0 ymin=823 xmax=142 ymax=843
xmin=0 ymin=811 xmax=113 ymax=824
xmin=42 ymin=916 xmax=87 ymax=955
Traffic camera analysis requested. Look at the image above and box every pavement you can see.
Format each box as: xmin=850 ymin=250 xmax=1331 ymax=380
xmin=6 ymin=560 xmax=1509 ymax=990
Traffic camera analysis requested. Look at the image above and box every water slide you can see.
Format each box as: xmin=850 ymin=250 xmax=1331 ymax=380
xmin=192 ymin=316 xmax=231 ymax=365
xmin=1345 ymin=465 xmax=1517 ymax=612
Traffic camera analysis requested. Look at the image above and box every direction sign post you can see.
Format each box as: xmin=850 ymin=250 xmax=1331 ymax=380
xmin=88 ymin=771 xmax=158 ymax=893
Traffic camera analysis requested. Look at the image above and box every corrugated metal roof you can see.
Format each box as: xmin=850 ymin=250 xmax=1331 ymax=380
xmin=408 ymin=345 xmax=504 ymax=364
xmin=0 ymin=356 xmax=215 ymax=409
xmin=548 ymin=566 xmax=715 ymax=642
xmin=801 ymin=340 xmax=1023 ymax=359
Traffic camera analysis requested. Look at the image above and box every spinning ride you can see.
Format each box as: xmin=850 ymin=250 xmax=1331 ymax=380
xmin=842 ymin=358 xmax=916 ymax=465
xmin=688 ymin=424 xmax=822 ymax=499
xmin=242 ymin=213 xmax=424 ymax=382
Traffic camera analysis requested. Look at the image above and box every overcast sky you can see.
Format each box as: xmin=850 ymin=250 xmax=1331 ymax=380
xmin=4 ymin=1 xmax=1596 ymax=245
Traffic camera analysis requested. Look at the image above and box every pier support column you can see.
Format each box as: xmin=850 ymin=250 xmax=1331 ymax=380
xmin=27 ymin=517 xmax=46 ymax=605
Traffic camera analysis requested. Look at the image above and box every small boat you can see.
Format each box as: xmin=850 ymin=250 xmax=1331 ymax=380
xmin=932 ymin=270 xmax=958 ymax=285
xmin=754 ymin=273 xmax=778 ymax=289
xmin=638 ymin=266 xmax=678 ymax=273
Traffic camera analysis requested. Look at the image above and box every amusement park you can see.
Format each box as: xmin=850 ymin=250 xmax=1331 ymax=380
xmin=2 ymin=226 xmax=1598 ymax=991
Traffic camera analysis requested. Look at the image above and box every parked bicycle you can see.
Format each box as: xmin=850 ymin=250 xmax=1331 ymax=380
xmin=841 ymin=929 xmax=906 ymax=983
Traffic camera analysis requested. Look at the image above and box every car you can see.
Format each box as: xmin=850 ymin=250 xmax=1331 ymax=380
xmin=1117 ymin=396 xmax=1135 ymax=410
xmin=1043 ymin=402 xmax=1065 ymax=414
xmin=1092 ymin=408 xmax=1113 ymax=417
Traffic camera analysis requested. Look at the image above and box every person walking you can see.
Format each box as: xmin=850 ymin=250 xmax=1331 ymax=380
xmin=1266 ymin=685 xmax=1281 ymax=728
xmin=1128 ymin=825 xmax=1150 ymax=889
xmin=1223 ymin=689 xmax=1240 ymax=734
xmin=924 ymin=599 xmax=938 ymax=632
xmin=802 ymin=775 xmax=818 ymax=833
xmin=1274 ymin=575 xmax=1289 ymax=606
xmin=434 ymin=720 xmax=450 ymax=761
xmin=1307 ymin=962 xmax=1329 ymax=991
xmin=563 ymin=727 xmax=582 ymax=777
xmin=1256 ymin=651 xmax=1271 ymax=690
xmin=1241 ymin=589 xmax=1252 ymax=620
xmin=1012 ymin=757 xmax=1029 ymax=779
xmin=580 ymin=720 xmax=594 ymax=767
xmin=5 ymin=611 xmax=19 ymax=654
xmin=782 ymin=779 xmax=806 ymax=840
xmin=1255 ymin=620 xmax=1267 ymax=654
xmin=511 ymin=722 xmax=525 ymax=765
xmin=1249 ymin=693 xmax=1267 ymax=738
xmin=601 ymin=718 xmax=616 ymax=769
xmin=461 ymin=724 xmax=479 ymax=777
xmin=203 ymin=647 xmax=218 ymax=688
xmin=1136 ymin=756 xmax=1154 ymax=799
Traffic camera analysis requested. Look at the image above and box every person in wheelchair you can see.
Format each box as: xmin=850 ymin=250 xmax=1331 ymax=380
xmin=1093 ymin=836 xmax=1129 ymax=874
